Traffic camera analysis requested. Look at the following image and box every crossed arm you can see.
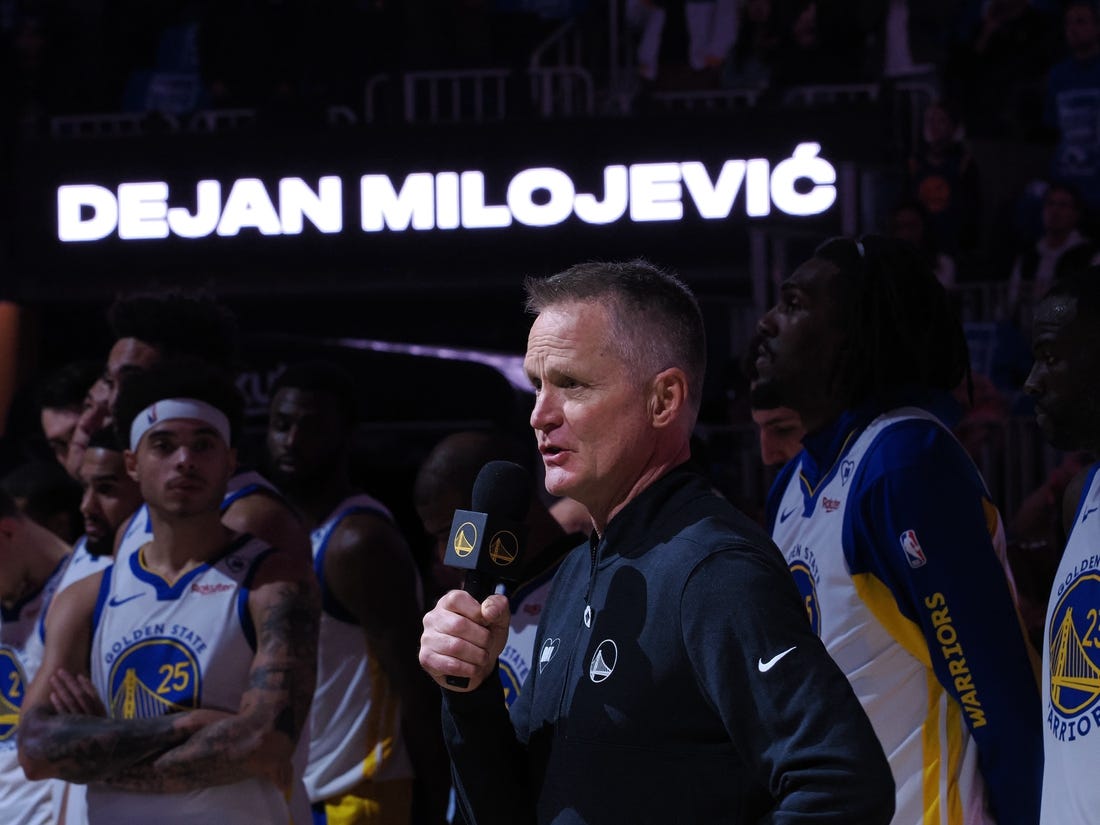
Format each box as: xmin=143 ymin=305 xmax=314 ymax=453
xmin=19 ymin=548 xmax=321 ymax=792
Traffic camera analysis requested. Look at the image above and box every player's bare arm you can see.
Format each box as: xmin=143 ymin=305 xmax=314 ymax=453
xmin=325 ymin=513 xmax=451 ymax=823
xmin=100 ymin=545 xmax=321 ymax=793
xmin=19 ymin=574 xmax=197 ymax=783
xmin=222 ymin=490 xmax=312 ymax=565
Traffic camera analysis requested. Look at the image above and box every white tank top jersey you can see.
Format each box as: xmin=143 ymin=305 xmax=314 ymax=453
xmin=771 ymin=410 xmax=992 ymax=825
xmin=87 ymin=533 xmax=290 ymax=824
xmin=0 ymin=557 xmax=67 ymax=825
xmin=304 ymin=494 xmax=414 ymax=803
xmin=54 ymin=536 xmax=114 ymax=597
xmin=1041 ymin=464 xmax=1100 ymax=824
xmin=47 ymin=536 xmax=113 ymax=825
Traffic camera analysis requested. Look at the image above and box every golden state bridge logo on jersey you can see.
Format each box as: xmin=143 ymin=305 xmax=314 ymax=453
xmin=0 ymin=649 xmax=26 ymax=741
xmin=1048 ymin=572 xmax=1100 ymax=738
xmin=108 ymin=638 xmax=201 ymax=719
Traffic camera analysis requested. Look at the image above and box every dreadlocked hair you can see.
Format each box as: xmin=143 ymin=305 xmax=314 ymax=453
xmin=816 ymin=234 xmax=972 ymax=406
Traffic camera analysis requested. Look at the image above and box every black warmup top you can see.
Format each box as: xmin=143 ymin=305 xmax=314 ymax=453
xmin=443 ymin=464 xmax=894 ymax=825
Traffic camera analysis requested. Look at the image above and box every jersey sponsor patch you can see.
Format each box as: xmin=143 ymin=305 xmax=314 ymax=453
xmin=107 ymin=638 xmax=201 ymax=719
xmin=0 ymin=649 xmax=26 ymax=741
xmin=899 ymin=529 xmax=927 ymax=569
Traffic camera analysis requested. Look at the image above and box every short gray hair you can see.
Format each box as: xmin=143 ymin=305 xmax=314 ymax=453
xmin=524 ymin=259 xmax=706 ymax=415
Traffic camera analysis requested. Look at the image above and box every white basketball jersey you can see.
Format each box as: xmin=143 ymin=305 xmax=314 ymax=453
xmin=54 ymin=536 xmax=114 ymax=597
xmin=304 ymin=494 xmax=414 ymax=802
xmin=0 ymin=557 xmax=67 ymax=825
xmin=49 ymin=536 xmax=112 ymax=825
xmin=1041 ymin=464 xmax=1100 ymax=824
xmin=771 ymin=409 xmax=990 ymax=825
xmin=499 ymin=570 xmax=559 ymax=707
xmin=87 ymin=535 xmax=291 ymax=824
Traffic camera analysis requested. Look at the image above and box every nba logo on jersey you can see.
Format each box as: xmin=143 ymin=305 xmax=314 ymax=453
xmin=899 ymin=530 xmax=927 ymax=569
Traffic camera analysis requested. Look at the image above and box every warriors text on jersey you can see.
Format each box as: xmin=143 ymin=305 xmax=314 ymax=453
xmin=767 ymin=404 xmax=1042 ymax=825
xmin=1041 ymin=463 xmax=1100 ymax=824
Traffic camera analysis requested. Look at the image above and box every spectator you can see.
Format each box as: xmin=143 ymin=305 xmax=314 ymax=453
xmin=889 ymin=198 xmax=959 ymax=289
xmin=1005 ymin=181 xmax=1096 ymax=329
xmin=1043 ymin=0 xmax=1100 ymax=219
xmin=945 ymin=0 xmax=1058 ymax=139
xmin=722 ymin=0 xmax=782 ymax=89
xmin=905 ymin=98 xmax=983 ymax=259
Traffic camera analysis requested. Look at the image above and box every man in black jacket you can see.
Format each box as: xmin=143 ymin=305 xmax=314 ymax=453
xmin=419 ymin=258 xmax=895 ymax=825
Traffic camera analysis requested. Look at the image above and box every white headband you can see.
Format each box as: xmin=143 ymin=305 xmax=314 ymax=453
xmin=129 ymin=398 xmax=231 ymax=451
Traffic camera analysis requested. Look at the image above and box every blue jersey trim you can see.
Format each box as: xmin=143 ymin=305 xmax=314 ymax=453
xmin=315 ymin=504 xmax=390 ymax=625
xmin=129 ymin=533 xmax=254 ymax=600
xmin=1069 ymin=462 xmax=1100 ymax=527
xmin=239 ymin=545 xmax=278 ymax=651
xmin=35 ymin=555 xmax=71 ymax=643
xmin=91 ymin=564 xmax=113 ymax=637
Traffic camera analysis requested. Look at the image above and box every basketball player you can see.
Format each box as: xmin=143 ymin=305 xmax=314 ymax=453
xmin=18 ymin=359 xmax=320 ymax=824
xmin=0 ymin=489 xmax=70 ymax=825
xmin=46 ymin=426 xmax=143 ymax=824
xmin=72 ymin=288 xmax=311 ymax=565
xmin=266 ymin=361 xmax=448 ymax=825
xmin=1023 ymin=266 xmax=1100 ymax=824
xmin=754 ymin=235 xmax=1042 ymax=823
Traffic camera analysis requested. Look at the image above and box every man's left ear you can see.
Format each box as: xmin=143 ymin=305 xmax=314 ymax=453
xmin=650 ymin=368 xmax=688 ymax=427
xmin=227 ymin=447 xmax=239 ymax=478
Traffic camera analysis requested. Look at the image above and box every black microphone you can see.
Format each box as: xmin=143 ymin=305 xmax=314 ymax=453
xmin=443 ymin=460 xmax=529 ymax=688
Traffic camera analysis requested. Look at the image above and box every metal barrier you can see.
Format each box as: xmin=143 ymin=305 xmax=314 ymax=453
xmin=401 ymin=69 xmax=512 ymax=124
xmin=50 ymin=112 xmax=181 ymax=139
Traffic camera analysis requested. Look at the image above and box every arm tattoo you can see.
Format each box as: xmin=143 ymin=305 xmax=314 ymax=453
xmin=104 ymin=578 xmax=319 ymax=793
xmin=20 ymin=705 xmax=189 ymax=784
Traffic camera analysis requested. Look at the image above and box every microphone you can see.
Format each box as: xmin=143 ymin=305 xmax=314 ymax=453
xmin=443 ymin=460 xmax=529 ymax=688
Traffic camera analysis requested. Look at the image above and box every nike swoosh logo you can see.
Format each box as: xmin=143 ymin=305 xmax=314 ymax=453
xmin=758 ymin=646 xmax=797 ymax=672
xmin=108 ymin=593 xmax=145 ymax=607
xmin=1083 ymin=507 xmax=1098 ymax=524
xmin=779 ymin=506 xmax=797 ymax=524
